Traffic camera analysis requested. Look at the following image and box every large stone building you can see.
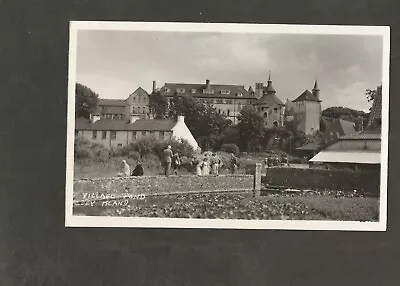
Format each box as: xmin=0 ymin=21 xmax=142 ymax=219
xmin=95 ymin=87 xmax=151 ymax=120
xmin=253 ymin=73 xmax=285 ymax=127
xmin=158 ymin=79 xmax=257 ymax=124
xmin=284 ymin=80 xmax=322 ymax=135
xmin=75 ymin=115 xmax=199 ymax=150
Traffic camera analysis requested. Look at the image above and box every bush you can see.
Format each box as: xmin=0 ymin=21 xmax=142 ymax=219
xmin=220 ymin=144 xmax=240 ymax=156
xmin=127 ymin=151 xmax=141 ymax=161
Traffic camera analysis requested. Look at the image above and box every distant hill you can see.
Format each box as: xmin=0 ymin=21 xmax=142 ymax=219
xmin=322 ymin=106 xmax=369 ymax=125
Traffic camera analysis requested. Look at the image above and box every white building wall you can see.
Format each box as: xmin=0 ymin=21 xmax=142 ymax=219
xmin=171 ymin=117 xmax=199 ymax=150
xmin=305 ymin=101 xmax=321 ymax=135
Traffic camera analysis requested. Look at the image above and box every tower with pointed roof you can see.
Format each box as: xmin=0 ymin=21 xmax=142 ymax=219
xmin=284 ymin=79 xmax=322 ymax=135
xmin=253 ymin=71 xmax=285 ymax=128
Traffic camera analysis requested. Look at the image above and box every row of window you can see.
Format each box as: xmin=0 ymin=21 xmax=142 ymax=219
xmin=164 ymin=87 xmax=243 ymax=97
xmin=132 ymin=95 xmax=148 ymax=102
xmin=102 ymin=114 xmax=124 ymax=120
xmin=84 ymin=130 xmax=171 ymax=141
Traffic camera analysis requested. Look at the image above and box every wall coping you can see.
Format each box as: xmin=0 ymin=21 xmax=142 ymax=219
xmin=74 ymin=174 xmax=254 ymax=182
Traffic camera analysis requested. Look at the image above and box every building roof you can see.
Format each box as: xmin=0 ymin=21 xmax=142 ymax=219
xmin=338 ymin=132 xmax=381 ymax=140
xmin=75 ymin=118 xmax=177 ymax=131
xmin=293 ymin=90 xmax=321 ymax=102
xmin=254 ymin=93 xmax=285 ymax=106
xmin=367 ymin=85 xmax=382 ymax=127
xmin=321 ymin=117 xmax=357 ymax=140
xmin=97 ymin=99 xmax=126 ymax=106
xmin=129 ymin=86 xmax=149 ymax=96
xmin=296 ymin=142 xmax=321 ymax=151
xmin=309 ymin=150 xmax=381 ymax=164
xmin=159 ymin=82 xmax=254 ymax=99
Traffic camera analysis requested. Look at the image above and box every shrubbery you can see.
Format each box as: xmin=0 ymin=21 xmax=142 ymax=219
xmin=220 ymin=143 xmax=240 ymax=156
xmin=75 ymin=135 xmax=196 ymax=164
xmin=119 ymin=136 xmax=195 ymax=160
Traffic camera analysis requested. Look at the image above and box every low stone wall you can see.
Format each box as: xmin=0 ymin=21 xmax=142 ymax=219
xmin=74 ymin=174 xmax=255 ymax=202
xmin=262 ymin=168 xmax=381 ymax=195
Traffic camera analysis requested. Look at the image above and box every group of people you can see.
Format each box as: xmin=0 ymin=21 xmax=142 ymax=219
xmin=191 ymin=152 xmax=239 ymax=176
xmin=118 ymin=159 xmax=144 ymax=177
xmin=118 ymin=145 xmax=240 ymax=177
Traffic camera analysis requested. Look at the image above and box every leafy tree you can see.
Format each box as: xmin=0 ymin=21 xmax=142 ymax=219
xmin=366 ymin=88 xmax=377 ymax=102
xmin=168 ymin=93 xmax=231 ymax=150
xmin=237 ymin=105 xmax=264 ymax=152
xmin=149 ymin=90 xmax=168 ymax=119
xmin=75 ymin=83 xmax=99 ymax=119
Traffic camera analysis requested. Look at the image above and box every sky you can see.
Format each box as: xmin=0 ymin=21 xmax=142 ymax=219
xmin=75 ymin=30 xmax=383 ymax=112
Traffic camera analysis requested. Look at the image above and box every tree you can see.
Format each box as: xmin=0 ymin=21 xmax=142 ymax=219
xmin=149 ymin=90 xmax=168 ymax=119
xmin=168 ymin=93 xmax=231 ymax=150
xmin=75 ymin=83 xmax=99 ymax=119
xmin=237 ymin=105 xmax=264 ymax=152
xmin=366 ymin=88 xmax=377 ymax=102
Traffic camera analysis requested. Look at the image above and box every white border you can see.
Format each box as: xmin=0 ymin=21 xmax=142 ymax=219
xmin=65 ymin=21 xmax=390 ymax=231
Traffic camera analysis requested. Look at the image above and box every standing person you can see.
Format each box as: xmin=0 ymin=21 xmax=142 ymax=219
xmin=193 ymin=155 xmax=202 ymax=176
xmin=118 ymin=159 xmax=131 ymax=177
xmin=230 ymin=153 xmax=238 ymax=174
xmin=162 ymin=145 xmax=173 ymax=177
xmin=211 ymin=153 xmax=222 ymax=175
xmin=201 ymin=157 xmax=210 ymax=176
xmin=172 ymin=152 xmax=181 ymax=175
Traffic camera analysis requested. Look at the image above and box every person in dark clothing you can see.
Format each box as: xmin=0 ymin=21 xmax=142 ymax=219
xmin=230 ymin=153 xmax=238 ymax=174
xmin=162 ymin=145 xmax=173 ymax=176
xmin=172 ymin=152 xmax=181 ymax=175
xmin=131 ymin=161 xmax=144 ymax=176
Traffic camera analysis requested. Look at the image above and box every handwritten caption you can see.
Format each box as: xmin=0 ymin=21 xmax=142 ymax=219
xmin=77 ymin=192 xmax=146 ymax=207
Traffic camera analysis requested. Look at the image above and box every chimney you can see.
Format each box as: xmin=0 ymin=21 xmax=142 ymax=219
xmin=255 ymin=82 xmax=264 ymax=99
xmin=91 ymin=114 xmax=101 ymax=123
xmin=177 ymin=115 xmax=185 ymax=123
xmin=152 ymin=80 xmax=156 ymax=93
xmin=205 ymin=79 xmax=210 ymax=90
xmin=130 ymin=115 xmax=140 ymax=124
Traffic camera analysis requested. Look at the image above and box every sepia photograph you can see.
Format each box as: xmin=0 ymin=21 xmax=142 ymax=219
xmin=65 ymin=22 xmax=389 ymax=230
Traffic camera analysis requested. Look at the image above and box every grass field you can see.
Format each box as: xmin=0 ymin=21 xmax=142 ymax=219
xmin=74 ymin=191 xmax=379 ymax=222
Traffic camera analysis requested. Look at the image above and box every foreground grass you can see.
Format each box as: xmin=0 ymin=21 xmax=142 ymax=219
xmin=74 ymin=191 xmax=379 ymax=222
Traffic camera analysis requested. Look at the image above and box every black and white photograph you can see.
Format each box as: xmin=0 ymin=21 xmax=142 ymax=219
xmin=66 ymin=22 xmax=389 ymax=230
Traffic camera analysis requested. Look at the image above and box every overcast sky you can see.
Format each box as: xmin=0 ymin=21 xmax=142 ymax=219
xmin=76 ymin=30 xmax=383 ymax=112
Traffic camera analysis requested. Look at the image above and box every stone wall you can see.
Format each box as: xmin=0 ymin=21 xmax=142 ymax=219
xmin=74 ymin=174 xmax=255 ymax=202
xmin=262 ymin=168 xmax=381 ymax=195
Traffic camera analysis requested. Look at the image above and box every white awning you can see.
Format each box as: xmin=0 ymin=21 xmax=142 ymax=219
xmin=309 ymin=151 xmax=381 ymax=164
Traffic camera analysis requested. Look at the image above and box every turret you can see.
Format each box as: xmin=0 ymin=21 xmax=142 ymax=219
xmin=312 ymin=79 xmax=320 ymax=100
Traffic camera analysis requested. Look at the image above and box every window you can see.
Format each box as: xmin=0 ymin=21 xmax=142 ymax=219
xmin=203 ymin=89 xmax=214 ymax=94
xmin=176 ymin=88 xmax=185 ymax=93
xmin=237 ymin=93 xmax=243 ymax=97
xmin=159 ymin=131 xmax=164 ymax=139
xmin=133 ymin=97 xmax=136 ymax=101
xmin=117 ymin=144 xmax=122 ymax=148
xmin=217 ymin=99 xmax=223 ymax=104
xmin=191 ymin=89 xmax=196 ymax=93
xmin=102 ymin=131 xmax=107 ymax=139
xmin=268 ymin=109 xmax=273 ymax=115
xmin=273 ymin=121 xmax=278 ymax=127
xmin=132 ymin=107 xmax=135 ymax=113
xmin=142 ymin=131 xmax=146 ymax=137
xmin=227 ymin=109 xmax=230 ymax=116
xmin=221 ymin=90 xmax=231 ymax=95
xmin=274 ymin=107 xmax=278 ymax=112
xmin=132 ymin=131 xmax=137 ymax=139
xmin=110 ymin=131 xmax=116 ymax=140
xmin=218 ymin=109 xmax=221 ymax=114
xmin=92 ymin=131 xmax=97 ymax=139
xmin=264 ymin=112 xmax=268 ymax=118
xmin=164 ymin=87 xmax=171 ymax=92
xmin=75 ymin=130 xmax=79 ymax=136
